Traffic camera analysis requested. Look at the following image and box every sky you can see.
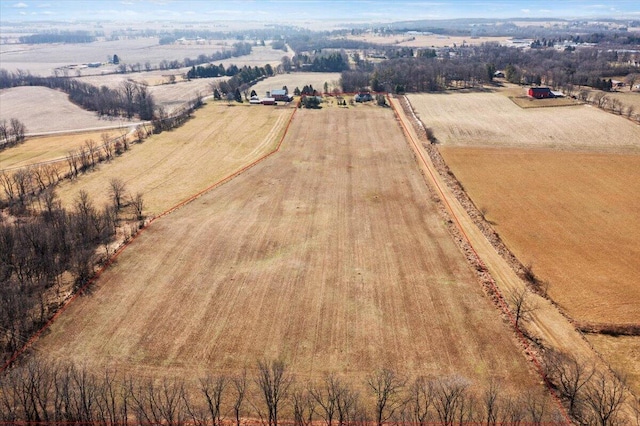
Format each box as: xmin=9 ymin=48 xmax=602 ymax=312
xmin=1 ymin=0 xmax=639 ymax=23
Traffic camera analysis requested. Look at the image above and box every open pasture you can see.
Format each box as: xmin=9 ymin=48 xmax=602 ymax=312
xmin=0 ymin=86 xmax=136 ymax=135
xmin=438 ymin=146 xmax=640 ymax=325
xmin=35 ymin=106 xmax=543 ymax=397
xmin=408 ymin=91 xmax=640 ymax=153
xmin=52 ymin=102 xmax=292 ymax=217
xmin=0 ymin=129 xmax=120 ymax=171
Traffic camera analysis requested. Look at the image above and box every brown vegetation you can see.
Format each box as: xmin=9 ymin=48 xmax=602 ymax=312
xmin=32 ymin=107 xmax=544 ymax=401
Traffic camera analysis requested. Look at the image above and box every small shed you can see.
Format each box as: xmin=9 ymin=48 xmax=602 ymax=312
xmin=528 ymin=87 xmax=554 ymax=99
xmin=261 ymin=98 xmax=276 ymax=105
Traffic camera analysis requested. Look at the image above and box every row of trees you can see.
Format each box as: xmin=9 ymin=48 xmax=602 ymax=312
xmin=18 ymin=31 xmax=95 ymax=44
xmin=0 ymin=70 xmax=156 ymax=120
xmin=292 ymin=52 xmax=350 ymax=72
xmin=0 ymin=118 xmax=27 ymax=150
xmin=2 ymin=354 xmax=636 ymax=425
xmin=0 ymin=359 xmax=554 ymax=425
xmin=0 ymin=186 xmax=129 ymax=359
xmin=188 ymin=63 xmax=274 ymax=82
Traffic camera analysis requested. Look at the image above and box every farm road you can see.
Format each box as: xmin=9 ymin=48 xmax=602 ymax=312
xmin=390 ymin=95 xmax=610 ymax=376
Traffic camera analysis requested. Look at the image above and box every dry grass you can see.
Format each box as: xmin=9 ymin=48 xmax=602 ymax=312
xmin=35 ymin=106 xmax=543 ymax=397
xmin=586 ymin=335 xmax=640 ymax=395
xmin=0 ymin=130 xmax=121 ymax=171
xmin=52 ymin=102 xmax=292 ymax=217
xmin=438 ymin=146 xmax=640 ymax=325
xmin=408 ymin=91 xmax=640 ymax=153
xmin=0 ymin=86 xmax=137 ymax=134
xmin=509 ymin=95 xmax=583 ymax=108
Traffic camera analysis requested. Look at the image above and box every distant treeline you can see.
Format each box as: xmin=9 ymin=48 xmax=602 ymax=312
xmin=293 ymin=52 xmax=350 ymax=72
xmin=187 ymin=62 xmax=274 ymax=81
xmin=19 ymin=31 xmax=96 ymax=44
xmin=0 ymin=70 xmax=155 ymax=120
xmin=340 ymin=43 xmax=639 ymax=93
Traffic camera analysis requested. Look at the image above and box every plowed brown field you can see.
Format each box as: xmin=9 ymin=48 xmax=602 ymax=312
xmin=438 ymin=146 xmax=640 ymax=325
xmin=35 ymin=106 xmax=543 ymax=396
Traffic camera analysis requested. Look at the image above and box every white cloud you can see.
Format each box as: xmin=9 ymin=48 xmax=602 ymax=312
xmin=13 ymin=2 xmax=28 ymax=8
xmin=521 ymin=9 xmax=531 ymax=14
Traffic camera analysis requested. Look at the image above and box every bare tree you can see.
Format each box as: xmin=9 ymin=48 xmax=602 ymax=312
xmin=584 ymin=372 xmax=627 ymax=426
xmin=131 ymin=192 xmax=144 ymax=220
xmin=432 ymin=376 xmax=471 ymax=426
xmin=508 ymin=287 xmax=537 ymax=331
xmin=101 ymin=133 xmax=114 ymax=161
xmin=525 ymin=394 xmax=547 ymax=425
xmin=84 ymin=139 xmax=98 ymax=168
xmin=367 ymin=368 xmax=406 ymax=426
xmin=13 ymin=168 xmax=32 ymax=205
xmin=310 ymin=373 xmax=340 ymax=426
xmin=482 ymin=379 xmax=500 ymax=425
xmin=291 ymin=385 xmax=316 ymax=426
xmin=232 ymin=370 xmax=247 ymax=426
xmin=10 ymin=118 xmax=27 ymax=143
xmin=66 ymin=150 xmax=80 ymax=178
xmin=1 ymin=171 xmax=17 ymax=203
xmin=200 ymin=374 xmax=227 ymax=426
xmin=109 ymin=178 xmax=127 ymax=211
xmin=408 ymin=376 xmax=435 ymax=425
xmin=255 ymin=359 xmax=293 ymax=426
xmin=0 ymin=119 xmax=8 ymax=143
xmin=544 ymin=350 xmax=595 ymax=418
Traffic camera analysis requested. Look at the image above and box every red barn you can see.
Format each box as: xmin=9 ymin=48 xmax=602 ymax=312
xmin=528 ymin=87 xmax=554 ymax=99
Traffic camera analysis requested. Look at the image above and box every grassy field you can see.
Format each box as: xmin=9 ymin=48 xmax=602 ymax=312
xmin=34 ymin=106 xmax=545 ymax=400
xmin=408 ymin=90 xmax=640 ymax=153
xmin=587 ymin=335 xmax=640 ymax=395
xmin=0 ymin=129 xmax=122 ymax=171
xmin=51 ymin=102 xmax=292 ymax=217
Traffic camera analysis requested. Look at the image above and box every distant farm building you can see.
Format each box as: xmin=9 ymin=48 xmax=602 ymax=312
xmin=528 ymin=87 xmax=554 ymax=99
xmin=261 ymin=97 xmax=276 ymax=105
xmin=270 ymin=89 xmax=293 ymax=102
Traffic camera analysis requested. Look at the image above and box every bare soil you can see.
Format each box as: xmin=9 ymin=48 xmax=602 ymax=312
xmin=438 ymin=146 xmax=640 ymax=326
xmin=35 ymin=105 xmax=545 ymax=398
